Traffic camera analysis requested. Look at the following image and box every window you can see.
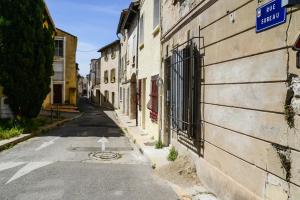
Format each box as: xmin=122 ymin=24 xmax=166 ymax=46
xmin=104 ymin=51 xmax=108 ymax=61
xmin=139 ymin=15 xmax=144 ymax=45
xmin=149 ymin=75 xmax=159 ymax=122
xmin=55 ymin=39 xmax=64 ymax=57
xmin=104 ymin=70 xmax=108 ymax=83
xmin=112 ymin=92 xmax=115 ymax=106
xmin=153 ymin=0 xmax=160 ymax=29
xmin=53 ymin=61 xmax=64 ymax=81
xmin=111 ymin=47 xmax=116 ymax=59
xmin=111 ymin=69 xmax=116 ymax=83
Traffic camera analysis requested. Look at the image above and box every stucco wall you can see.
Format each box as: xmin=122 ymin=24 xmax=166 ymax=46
xmin=43 ymin=29 xmax=77 ymax=107
xmin=138 ymin=0 xmax=161 ymax=140
xmin=59 ymin=29 xmax=77 ymax=105
xmin=161 ymin=0 xmax=300 ymax=199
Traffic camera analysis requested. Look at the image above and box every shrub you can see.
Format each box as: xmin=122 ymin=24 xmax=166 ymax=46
xmin=168 ymin=146 xmax=178 ymax=161
xmin=0 ymin=0 xmax=55 ymax=118
xmin=0 ymin=127 xmax=23 ymax=140
xmin=155 ymin=140 xmax=163 ymax=149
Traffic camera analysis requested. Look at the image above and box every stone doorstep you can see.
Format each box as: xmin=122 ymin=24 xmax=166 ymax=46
xmin=0 ymin=113 xmax=83 ymax=151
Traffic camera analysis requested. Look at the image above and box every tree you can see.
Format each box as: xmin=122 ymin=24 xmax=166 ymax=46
xmin=0 ymin=0 xmax=54 ymax=118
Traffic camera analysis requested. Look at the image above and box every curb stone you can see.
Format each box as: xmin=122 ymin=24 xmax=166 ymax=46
xmin=0 ymin=113 xmax=83 ymax=152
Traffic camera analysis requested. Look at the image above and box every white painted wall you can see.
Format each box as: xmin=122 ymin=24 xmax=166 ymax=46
xmin=138 ymin=0 xmax=161 ymax=140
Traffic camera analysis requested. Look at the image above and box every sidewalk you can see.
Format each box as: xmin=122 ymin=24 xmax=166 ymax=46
xmin=0 ymin=112 xmax=82 ymax=152
xmin=110 ymin=110 xmax=218 ymax=200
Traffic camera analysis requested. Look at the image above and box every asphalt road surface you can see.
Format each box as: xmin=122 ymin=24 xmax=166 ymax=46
xmin=0 ymin=99 xmax=178 ymax=200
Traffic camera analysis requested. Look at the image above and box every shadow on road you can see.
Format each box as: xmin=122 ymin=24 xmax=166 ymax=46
xmin=38 ymin=98 xmax=125 ymax=138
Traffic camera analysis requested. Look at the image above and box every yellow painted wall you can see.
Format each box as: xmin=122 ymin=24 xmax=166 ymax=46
xmin=43 ymin=29 xmax=77 ymax=107
xmin=57 ymin=29 xmax=78 ymax=105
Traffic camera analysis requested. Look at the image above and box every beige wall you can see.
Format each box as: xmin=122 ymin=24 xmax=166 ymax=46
xmin=138 ymin=0 xmax=161 ymax=140
xmin=161 ymin=0 xmax=300 ymax=199
xmin=100 ymin=42 xmax=120 ymax=109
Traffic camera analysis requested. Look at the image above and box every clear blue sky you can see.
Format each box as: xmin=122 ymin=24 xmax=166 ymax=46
xmin=45 ymin=0 xmax=131 ymax=76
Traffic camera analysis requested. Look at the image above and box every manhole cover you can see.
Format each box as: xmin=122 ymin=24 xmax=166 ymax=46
xmin=89 ymin=152 xmax=121 ymax=161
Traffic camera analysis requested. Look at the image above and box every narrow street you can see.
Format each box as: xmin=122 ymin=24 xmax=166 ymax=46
xmin=0 ymin=99 xmax=178 ymax=200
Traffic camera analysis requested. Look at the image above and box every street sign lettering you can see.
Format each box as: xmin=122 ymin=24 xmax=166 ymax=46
xmin=256 ymin=0 xmax=287 ymax=33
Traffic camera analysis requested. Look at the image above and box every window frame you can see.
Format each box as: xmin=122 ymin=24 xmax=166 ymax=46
xmin=104 ymin=70 xmax=109 ymax=84
xmin=111 ymin=69 xmax=116 ymax=83
xmin=55 ymin=39 xmax=64 ymax=57
xmin=153 ymin=0 xmax=160 ymax=29
xmin=139 ymin=14 xmax=144 ymax=46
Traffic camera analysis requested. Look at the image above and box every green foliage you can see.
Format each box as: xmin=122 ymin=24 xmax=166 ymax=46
xmin=0 ymin=117 xmax=49 ymax=140
xmin=0 ymin=0 xmax=54 ymax=118
xmin=284 ymin=105 xmax=295 ymax=129
xmin=155 ymin=140 xmax=163 ymax=149
xmin=0 ymin=127 xmax=23 ymax=140
xmin=167 ymin=147 xmax=178 ymax=161
xmin=272 ymin=144 xmax=292 ymax=182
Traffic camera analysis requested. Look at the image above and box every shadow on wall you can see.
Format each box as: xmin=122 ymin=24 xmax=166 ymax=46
xmin=90 ymin=91 xmax=115 ymax=110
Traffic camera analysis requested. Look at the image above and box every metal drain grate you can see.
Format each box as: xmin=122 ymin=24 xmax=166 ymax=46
xmin=89 ymin=152 xmax=121 ymax=161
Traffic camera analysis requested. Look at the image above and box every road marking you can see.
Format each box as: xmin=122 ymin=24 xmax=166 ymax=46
xmin=0 ymin=162 xmax=25 ymax=173
xmin=6 ymin=162 xmax=53 ymax=184
xmin=98 ymin=137 xmax=109 ymax=152
xmin=35 ymin=137 xmax=60 ymax=151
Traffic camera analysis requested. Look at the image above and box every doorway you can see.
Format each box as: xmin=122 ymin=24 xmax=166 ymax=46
xmin=96 ymin=90 xmax=100 ymax=105
xmin=130 ymin=74 xmax=137 ymax=119
xmin=53 ymin=84 xmax=63 ymax=104
xmin=112 ymin=92 xmax=115 ymax=108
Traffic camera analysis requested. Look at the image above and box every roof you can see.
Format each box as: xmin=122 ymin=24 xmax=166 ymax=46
xmin=117 ymin=1 xmax=140 ymax=34
xmin=123 ymin=1 xmax=140 ymax=30
xmin=56 ymin=28 xmax=77 ymax=39
xmin=117 ymin=9 xmax=129 ymax=34
xmin=98 ymin=40 xmax=120 ymax=52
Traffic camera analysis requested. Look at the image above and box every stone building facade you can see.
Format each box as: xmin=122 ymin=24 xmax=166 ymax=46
xmin=117 ymin=2 xmax=139 ymax=118
xmin=160 ymin=0 xmax=300 ymax=199
xmin=99 ymin=40 xmax=120 ymax=109
xmin=89 ymin=58 xmax=101 ymax=105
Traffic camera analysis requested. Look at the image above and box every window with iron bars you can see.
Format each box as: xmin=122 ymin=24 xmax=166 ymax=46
xmin=170 ymin=37 xmax=202 ymax=154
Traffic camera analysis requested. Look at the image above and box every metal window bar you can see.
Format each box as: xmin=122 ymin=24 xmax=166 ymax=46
xmin=170 ymin=37 xmax=203 ymax=155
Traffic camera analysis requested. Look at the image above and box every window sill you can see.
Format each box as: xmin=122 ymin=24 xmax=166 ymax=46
xmin=152 ymin=25 xmax=160 ymax=37
xmin=139 ymin=43 xmax=144 ymax=50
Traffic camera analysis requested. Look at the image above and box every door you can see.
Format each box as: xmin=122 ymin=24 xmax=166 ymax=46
xmin=53 ymin=84 xmax=63 ymax=104
xmin=112 ymin=92 xmax=115 ymax=108
xmin=142 ymin=79 xmax=146 ymax=129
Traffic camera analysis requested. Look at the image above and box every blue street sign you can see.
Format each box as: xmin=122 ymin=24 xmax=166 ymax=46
xmin=256 ymin=0 xmax=287 ymax=33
